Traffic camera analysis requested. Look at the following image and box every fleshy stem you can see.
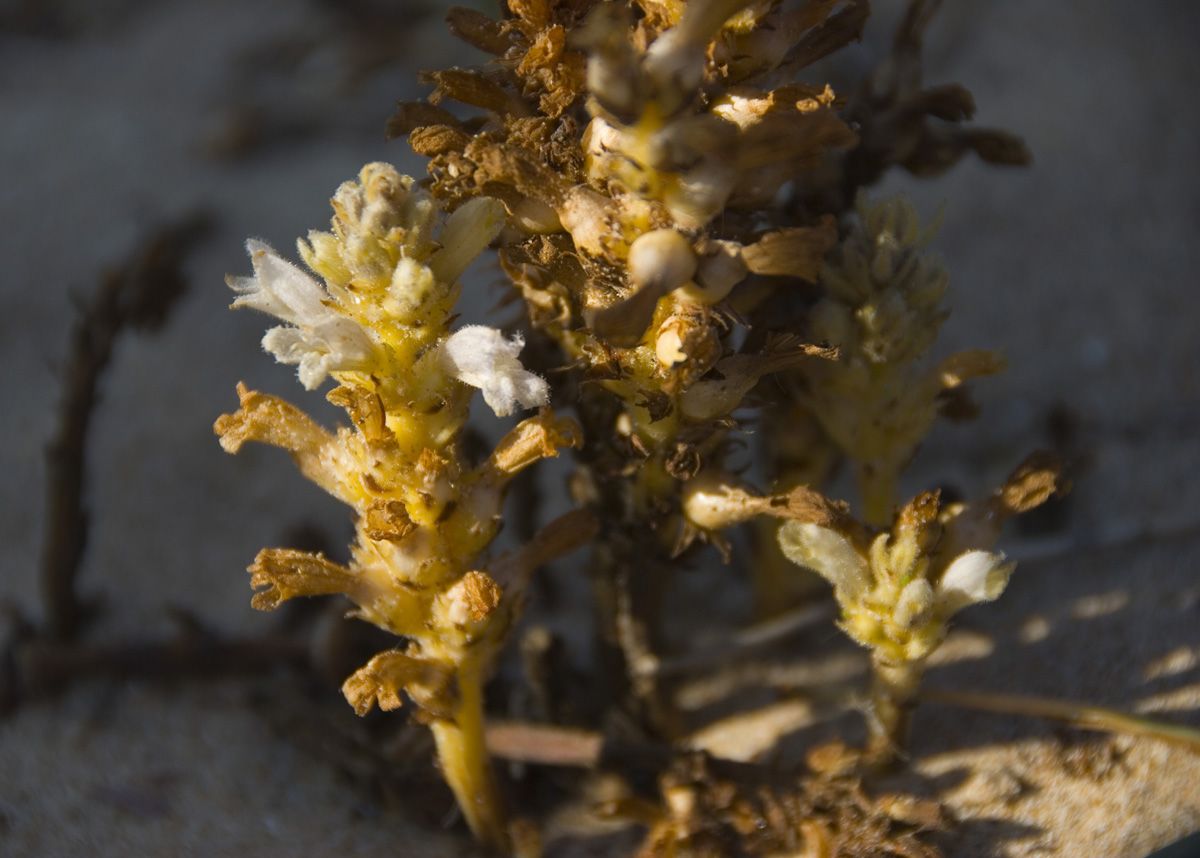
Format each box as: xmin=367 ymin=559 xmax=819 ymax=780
xmin=866 ymin=653 xmax=924 ymax=765
xmin=430 ymin=654 xmax=509 ymax=852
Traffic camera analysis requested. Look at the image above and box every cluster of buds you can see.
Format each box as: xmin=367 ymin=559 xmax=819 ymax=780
xmin=215 ymin=163 xmax=591 ymax=849
xmin=797 ymin=194 xmax=1005 ymax=524
xmin=778 ymin=455 xmax=1066 ymax=760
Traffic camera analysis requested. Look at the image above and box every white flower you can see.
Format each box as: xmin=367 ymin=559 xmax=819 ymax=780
xmin=778 ymin=521 xmax=870 ymax=601
xmin=936 ymin=549 xmax=1014 ymax=616
xmin=441 ymin=326 xmax=549 ymax=418
xmin=228 ymin=239 xmax=374 ymax=390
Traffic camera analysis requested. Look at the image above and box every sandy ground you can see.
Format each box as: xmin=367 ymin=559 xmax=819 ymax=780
xmin=1 ymin=0 xmax=1198 ymax=855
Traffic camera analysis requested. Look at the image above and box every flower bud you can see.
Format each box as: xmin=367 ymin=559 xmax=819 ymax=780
xmin=937 ymin=550 xmax=1013 ymax=616
xmin=627 ymin=229 xmax=697 ymax=294
xmin=682 ymin=472 xmax=755 ymax=531
xmin=893 ymin=578 xmax=935 ymax=629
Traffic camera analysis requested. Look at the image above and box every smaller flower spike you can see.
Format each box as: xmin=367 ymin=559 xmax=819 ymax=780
xmin=776 ymin=456 xmax=1067 ymax=762
xmin=802 ymin=195 xmax=1006 ymax=524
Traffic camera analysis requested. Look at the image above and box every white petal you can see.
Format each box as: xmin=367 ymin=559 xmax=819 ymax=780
xmin=441 ymin=326 xmax=549 ymax=417
xmin=262 ymin=320 xmax=373 ymax=390
xmin=778 ymin=521 xmax=870 ymax=601
xmin=937 ymin=550 xmax=1014 ymax=615
xmin=230 ymin=239 xmax=329 ymax=326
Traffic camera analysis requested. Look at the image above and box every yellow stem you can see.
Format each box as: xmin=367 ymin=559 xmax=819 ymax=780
xmin=430 ymin=658 xmax=509 ymax=853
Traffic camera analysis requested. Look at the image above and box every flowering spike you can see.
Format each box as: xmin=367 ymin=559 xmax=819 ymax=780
xmin=776 ymin=463 xmax=1064 ymax=762
xmin=217 ymin=165 xmax=591 ymax=850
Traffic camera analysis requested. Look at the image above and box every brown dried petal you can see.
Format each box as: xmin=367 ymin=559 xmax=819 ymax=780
xmin=938 ymin=349 xmax=1007 ymax=388
xmin=489 ymin=508 xmax=599 ymax=590
xmin=517 ymin=24 xmax=566 ymax=77
xmin=446 ymin=6 xmax=514 ymax=55
xmin=762 ymin=485 xmax=860 ymax=540
xmin=248 ymin=548 xmax=358 ymax=611
xmin=902 ymin=127 xmax=1032 ymax=177
xmin=538 ymin=54 xmax=587 ymax=117
xmin=485 ymin=410 xmax=583 ymax=478
xmin=507 ymin=0 xmax=551 ymax=32
xmin=214 ymin=383 xmax=349 ymax=503
xmin=904 ymin=84 xmax=976 ymax=122
xmin=961 ymin=127 xmax=1033 ymax=166
xmin=408 ymin=124 xmax=472 ymax=157
xmin=998 ymin=452 xmax=1068 ymax=514
xmin=740 ymin=217 xmax=837 ymax=279
xmin=781 ymin=0 xmax=870 ymax=71
xmin=737 ymin=109 xmax=858 ymax=170
xmin=385 ymin=101 xmax=461 ymax=140
xmin=422 ymin=68 xmax=530 ymax=117
xmin=341 ymin=650 xmax=456 ymax=718
xmin=894 ymin=489 xmax=942 ymax=553
xmin=896 ymin=489 xmax=941 ymax=534
xmin=587 ymin=284 xmax=667 ymax=348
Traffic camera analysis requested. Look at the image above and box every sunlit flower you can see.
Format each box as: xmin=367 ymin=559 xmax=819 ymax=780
xmin=441 ymin=326 xmax=549 ymax=418
xmin=228 ymin=239 xmax=374 ymax=389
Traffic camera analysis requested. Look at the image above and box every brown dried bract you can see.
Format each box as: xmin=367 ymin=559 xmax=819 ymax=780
xmin=247 ymin=548 xmax=358 ymax=611
xmin=341 ymin=650 xmax=456 ymax=718
xmin=485 ymin=409 xmax=583 ymax=477
xmin=998 ymin=451 xmax=1068 ymax=514
xmin=457 ymin=570 xmax=504 ymax=623
xmin=364 ymin=500 xmax=417 ymax=542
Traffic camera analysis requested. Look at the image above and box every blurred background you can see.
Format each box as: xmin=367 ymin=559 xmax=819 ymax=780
xmin=1 ymin=0 xmax=1198 ymax=855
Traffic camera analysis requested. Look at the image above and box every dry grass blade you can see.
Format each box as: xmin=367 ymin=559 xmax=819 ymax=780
xmin=922 ymin=688 xmax=1200 ymax=753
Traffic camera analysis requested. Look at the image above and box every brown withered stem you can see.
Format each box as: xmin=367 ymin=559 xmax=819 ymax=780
xmin=40 ymin=213 xmax=210 ymax=641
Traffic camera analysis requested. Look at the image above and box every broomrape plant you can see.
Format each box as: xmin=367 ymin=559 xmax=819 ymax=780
xmin=216 ymin=164 xmax=591 ymax=849
xmin=216 ymin=0 xmax=1072 ymax=852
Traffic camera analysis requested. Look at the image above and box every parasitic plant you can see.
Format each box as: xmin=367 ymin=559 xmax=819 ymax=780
xmin=213 ymin=0 xmax=1085 ymax=852
xmin=216 ymin=163 xmax=590 ymax=849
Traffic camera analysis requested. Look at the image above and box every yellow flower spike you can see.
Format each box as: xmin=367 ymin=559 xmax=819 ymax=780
xmin=776 ymin=459 xmax=1066 ymax=764
xmin=216 ymin=163 xmax=588 ymax=852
